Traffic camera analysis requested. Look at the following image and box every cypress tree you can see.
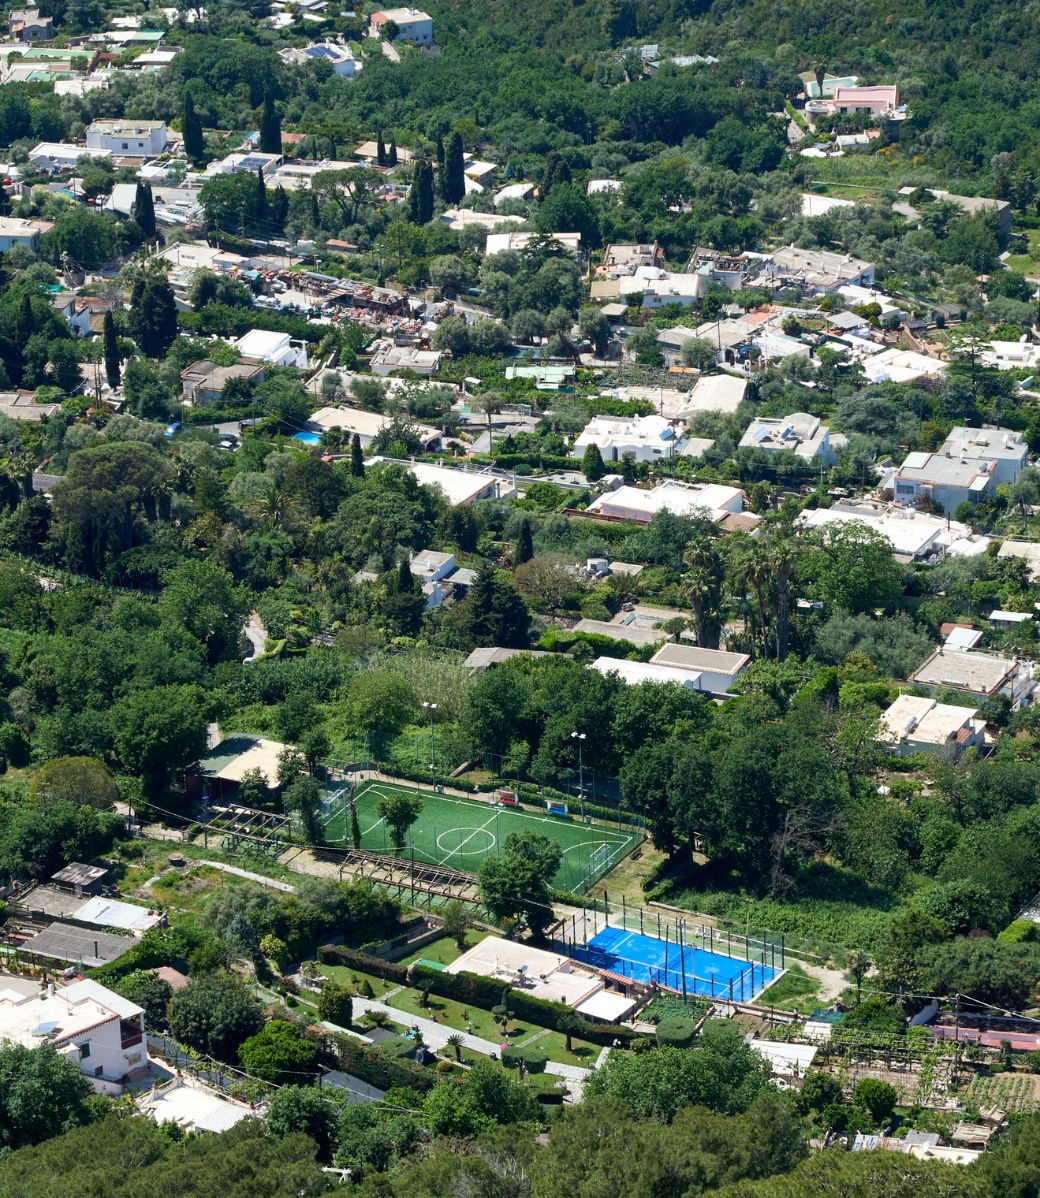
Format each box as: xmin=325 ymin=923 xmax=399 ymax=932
xmin=255 ymin=167 xmax=268 ymax=216
xmin=129 ymin=277 xmax=177 ymax=359
xmin=376 ymin=132 xmax=387 ymax=166
xmin=388 ymin=134 xmax=398 ymax=166
xmin=416 ymin=160 xmax=434 ymax=223
xmin=271 ymin=185 xmax=288 ymax=229
xmin=350 ymin=432 xmax=364 ymax=477
xmin=102 ymin=310 xmax=120 ymax=389
xmin=350 ymin=800 xmax=361 ymax=849
xmin=310 ymin=190 xmax=320 ymax=228
xmin=132 ymin=180 xmax=155 ymax=238
xmin=396 ymin=554 xmax=415 ymax=593
xmin=435 ymin=130 xmax=445 ymax=167
xmin=408 ymin=160 xmax=434 ymax=225
xmin=182 ymin=91 xmax=204 ymax=162
xmin=258 ymin=90 xmax=281 ymax=155
xmin=514 ymin=519 xmax=534 ymax=565
xmin=442 ymin=131 xmax=465 ymax=204
xmin=582 ymin=442 xmax=606 ymax=482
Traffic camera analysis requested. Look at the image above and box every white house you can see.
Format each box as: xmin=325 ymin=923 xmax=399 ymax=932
xmin=589 ymin=656 xmax=700 ymax=689
xmin=369 ymin=458 xmax=517 ymax=506
xmin=981 ymin=341 xmax=1040 ymax=370
xmin=649 ymin=643 xmax=751 ymax=696
xmin=369 ymin=342 xmax=442 ymax=376
xmin=860 ymin=348 xmax=948 ymax=385
xmin=280 ymin=41 xmax=358 ymax=76
xmin=586 ymin=479 xmax=751 ymax=526
xmin=880 ymin=693 xmax=986 ymax=756
xmin=572 ymin=413 xmax=684 ymax=464
xmin=493 ymin=182 xmax=535 ymax=207
xmin=739 ymin=412 xmax=838 ymax=464
xmin=888 ymin=450 xmax=997 ymax=515
xmin=85 ymin=119 xmax=168 ymax=156
xmin=829 ymin=84 xmax=900 ymax=114
xmin=304 ymin=405 xmax=441 ymax=450
xmin=485 ymin=231 xmax=582 ymax=257
xmin=938 ymin=426 xmax=1027 ymax=487
xmin=769 ymin=245 xmax=875 ymax=291
xmin=799 ymin=501 xmax=978 ymax=564
xmin=0 ymin=215 xmax=46 ymax=253
xmin=0 ymin=979 xmax=146 ymax=1092
xmin=232 ymin=329 xmax=308 ymax=368
xmin=28 ymin=143 xmax=110 ymax=173
xmin=369 ymin=6 xmax=433 ymax=43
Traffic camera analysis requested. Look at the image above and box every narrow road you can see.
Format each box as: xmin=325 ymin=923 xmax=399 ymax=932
xmin=242 ymin=612 xmax=268 ymax=663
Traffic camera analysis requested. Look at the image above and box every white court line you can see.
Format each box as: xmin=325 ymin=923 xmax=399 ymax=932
xmin=436 ymin=810 xmax=499 ymax=868
xmin=354 ymin=782 xmax=635 ymax=867
xmin=356 ymin=781 xmax=634 ymax=843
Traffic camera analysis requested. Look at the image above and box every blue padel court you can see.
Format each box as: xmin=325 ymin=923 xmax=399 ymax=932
xmin=572 ymin=925 xmax=777 ymax=1001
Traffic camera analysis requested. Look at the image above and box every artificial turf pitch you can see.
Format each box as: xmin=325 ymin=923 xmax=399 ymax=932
xmin=321 ymin=780 xmax=641 ymax=893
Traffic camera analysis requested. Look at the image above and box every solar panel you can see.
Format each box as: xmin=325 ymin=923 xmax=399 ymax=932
xmin=31 ymin=1021 xmax=59 ymax=1036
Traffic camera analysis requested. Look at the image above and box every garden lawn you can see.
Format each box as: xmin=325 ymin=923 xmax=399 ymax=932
xmin=399 ymin=931 xmax=484 ymax=966
xmin=1005 ymin=228 xmax=1040 ymax=276
xmin=318 ymin=963 xmax=399 ymax=1000
xmin=386 ymin=986 xmax=600 ymax=1067
xmin=756 ymin=963 xmax=823 ymax=1013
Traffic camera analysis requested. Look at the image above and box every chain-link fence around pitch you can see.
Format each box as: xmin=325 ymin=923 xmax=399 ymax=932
xmin=318 ymin=772 xmax=643 ymax=894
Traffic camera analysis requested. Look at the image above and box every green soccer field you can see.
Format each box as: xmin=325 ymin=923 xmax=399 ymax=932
xmin=320 ymin=781 xmax=642 ymax=893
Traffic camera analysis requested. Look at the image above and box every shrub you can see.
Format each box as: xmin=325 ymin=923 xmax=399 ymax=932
xmin=656 ymin=1017 xmax=697 ymax=1048
xmin=523 ymin=1049 xmax=548 ymax=1074
xmin=998 ymin=919 xmax=1039 ymax=944
xmin=317 ymin=980 xmax=353 ymax=1027
xmin=853 ymin=1078 xmax=897 ymax=1124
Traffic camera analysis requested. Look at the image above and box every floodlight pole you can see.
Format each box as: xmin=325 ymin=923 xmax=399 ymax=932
xmin=422 ymin=701 xmax=438 ymax=789
xmin=571 ymin=731 xmax=586 ymax=818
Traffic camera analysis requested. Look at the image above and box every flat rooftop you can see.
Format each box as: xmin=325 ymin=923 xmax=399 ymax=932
xmin=446 ymin=935 xmax=603 ymax=1008
xmin=590 ymin=656 xmax=700 ymax=688
xmin=651 ymin=643 xmax=750 ymax=675
xmin=139 ymin=1079 xmax=253 ymax=1133
xmin=911 ymin=648 xmax=1016 ymax=695
xmin=572 ymin=619 xmax=669 ymax=647
xmin=0 ymin=980 xmax=139 ymax=1050
xmin=22 ymin=921 xmax=131 ymax=967
xmin=881 ymin=694 xmax=981 ymax=746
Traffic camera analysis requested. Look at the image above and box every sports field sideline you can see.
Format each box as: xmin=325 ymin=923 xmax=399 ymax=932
xmin=321 ymin=780 xmax=642 ymax=893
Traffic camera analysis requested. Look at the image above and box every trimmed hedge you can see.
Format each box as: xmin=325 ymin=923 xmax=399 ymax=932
xmin=410 ymin=962 xmax=642 ymax=1048
xmin=327 ymin=1031 xmax=435 ymax=1094
xmin=319 ymin=944 xmax=409 ymax=984
xmin=501 ymin=1046 xmax=548 ymax=1073
xmin=656 ymin=1017 xmax=697 ymax=1048
xmin=522 ymin=1049 xmax=548 ymax=1074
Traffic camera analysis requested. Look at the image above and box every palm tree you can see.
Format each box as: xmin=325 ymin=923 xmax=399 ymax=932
xmin=725 ymin=533 xmax=771 ymax=658
xmin=762 ymin=524 xmax=798 ymax=660
xmin=559 ymin=1013 xmax=583 ymax=1054
xmin=680 ymin=538 xmax=724 ymax=649
xmin=446 ymin=1032 xmax=465 ymax=1062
